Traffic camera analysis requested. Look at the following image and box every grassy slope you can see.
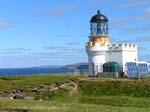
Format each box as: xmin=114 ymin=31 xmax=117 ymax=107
xmin=1 ymin=74 xmax=150 ymax=112
xmin=0 ymin=74 xmax=70 ymax=91
xmin=79 ymin=78 xmax=150 ymax=97
xmin=1 ymin=99 xmax=150 ymax=112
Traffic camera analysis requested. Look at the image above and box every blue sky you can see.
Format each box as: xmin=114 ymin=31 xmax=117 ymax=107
xmin=0 ymin=0 xmax=150 ymax=68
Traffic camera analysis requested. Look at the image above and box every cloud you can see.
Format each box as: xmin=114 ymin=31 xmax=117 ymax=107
xmin=110 ymin=18 xmax=131 ymax=24
xmin=110 ymin=15 xmax=149 ymax=24
xmin=44 ymin=46 xmax=65 ymax=50
xmin=44 ymin=45 xmax=85 ymax=53
xmin=139 ymin=46 xmax=149 ymax=51
xmin=138 ymin=53 xmax=150 ymax=61
xmin=0 ymin=48 xmax=32 ymax=56
xmin=61 ymin=47 xmax=85 ymax=53
xmin=111 ymin=36 xmax=150 ymax=44
xmin=30 ymin=5 xmax=75 ymax=21
xmin=0 ymin=51 xmax=21 ymax=55
xmin=66 ymin=42 xmax=80 ymax=46
xmin=136 ymin=36 xmax=150 ymax=42
xmin=111 ymin=37 xmax=131 ymax=43
xmin=141 ymin=7 xmax=150 ymax=20
xmin=0 ymin=47 xmax=87 ymax=68
xmin=116 ymin=24 xmax=150 ymax=34
xmin=0 ymin=21 xmax=14 ymax=29
xmin=49 ymin=6 xmax=75 ymax=17
xmin=142 ymin=7 xmax=150 ymax=14
xmin=28 ymin=46 xmax=87 ymax=66
xmin=119 ymin=0 xmax=150 ymax=8
xmin=110 ymin=7 xmax=150 ymax=24
xmin=139 ymin=7 xmax=150 ymax=21
xmin=29 ymin=52 xmax=61 ymax=58
xmin=0 ymin=48 xmax=31 ymax=51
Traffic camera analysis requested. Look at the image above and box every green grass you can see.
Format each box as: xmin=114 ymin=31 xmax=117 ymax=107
xmin=79 ymin=96 xmax=150 ymax=108
xmin=1 ymin=74 xmax=150 ymax=112
xmin=79 ymin=78 xmax=150 ymax=97
xmin=1 ymin=99 xmax=150 ymax=112
xmin=0 ymin=74 xmax=77 ymax=100
xmin=0 ymin=74 xmax=75 ymax=91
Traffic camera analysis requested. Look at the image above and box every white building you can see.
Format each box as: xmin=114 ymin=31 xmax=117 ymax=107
xmin=86 ymin=10 xmax=138 ymax=76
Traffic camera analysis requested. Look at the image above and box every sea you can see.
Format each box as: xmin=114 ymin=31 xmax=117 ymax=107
xmin=0 ymin=67 xmax=75 ymax=76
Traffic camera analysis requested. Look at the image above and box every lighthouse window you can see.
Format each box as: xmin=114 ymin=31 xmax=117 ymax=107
xmin=90 ymin=10 xmax=109 ymax=36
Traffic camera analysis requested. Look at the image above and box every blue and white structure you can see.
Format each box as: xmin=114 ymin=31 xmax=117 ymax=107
xmin=125 ymin=62 xmax=149 ymax=77
xmin=85 ymin=10 xmax=149 ymax=77
xmin=86 ymin=10 xmax=110 ymax=76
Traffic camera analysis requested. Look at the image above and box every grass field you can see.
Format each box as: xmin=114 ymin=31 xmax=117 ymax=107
xmin=1 ymin=74 xmax=150 ymax=112
xmin=1 ymin=98 xmax=150 ymax=112
xmin=0 ymin=74 xmax=72 ymax=91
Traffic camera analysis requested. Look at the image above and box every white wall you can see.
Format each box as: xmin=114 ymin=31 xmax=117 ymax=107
xmin=86 ymin=43 xmax=108 ymax=76
xmin=106 ymin=51 xmax=122 ymax=65
xmin=88 ymin=55 xmax=105 ymax=76
xmin=86 ymin=43 xmax=138 ymax=76
xmin=107 ymin=44 xmax=138 ymax=72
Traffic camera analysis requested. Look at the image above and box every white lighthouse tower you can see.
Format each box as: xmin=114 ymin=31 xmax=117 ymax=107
xmin=86 ymin=10 xmax=110 ymax=76
xmin=86 ymin=10 xmax=138 ymax=77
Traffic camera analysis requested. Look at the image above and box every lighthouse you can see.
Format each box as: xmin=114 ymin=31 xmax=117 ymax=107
xmin=86 ymin=10 xmax=139 ymax=77
xmin=86 ymin=10 xmax=110 ymax=76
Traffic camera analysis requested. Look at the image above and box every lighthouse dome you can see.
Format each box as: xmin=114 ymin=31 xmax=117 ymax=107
xmin=90 ymin=10 xmax=109 ymax=35
xmin=90 ymin=10 xmax=108 ymax=23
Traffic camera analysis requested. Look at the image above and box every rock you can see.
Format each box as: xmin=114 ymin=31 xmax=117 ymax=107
xmin=11 ymin=90 xmax=16 ymax=93
xmin=29 ymin=88 xmax=42 ymax=94
xmin=8 ymin=93 xmax=15 ymax=98
xmin=11 ymin=89 xmax=21 ymax=94
xmin=29 ymin=88 xmax=38 ymax=92
xmin=55 ymin=82 xmax=60 ymax=87
xmin=0 ymin=91 xmax=5 ymax=98
xmin=24 ymin=96 xmax=34 ymax=100
xmin=39 ymin=99 xmax=43 ymax=101
xmin=40 ymin=85 xmax=49 ymax=89
xmin=13 ymin=94 xmax=24 ymax=99
xmin=18 ymin=88 xmax=24 ymax=92
xmin=16 ymin=89 xmax=24 ymax=93
xmin=16 ymin=90 xmax=20 ymax=93
xmin=9 ymin=97 xmax=13 ymax=100
xmin=0 ymin=91 xmax=4 ymax=94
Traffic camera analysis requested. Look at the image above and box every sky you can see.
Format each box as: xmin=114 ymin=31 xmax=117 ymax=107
xmin=0 ymin=0 xmax=150 ymax=68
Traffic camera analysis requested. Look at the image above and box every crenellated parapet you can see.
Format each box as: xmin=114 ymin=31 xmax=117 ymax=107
xmin=108 ymin=43 xmax=137 ymax=52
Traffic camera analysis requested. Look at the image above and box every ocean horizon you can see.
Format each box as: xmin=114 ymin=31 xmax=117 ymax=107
xmin=0 ymin=67 xmax=75 ymax=75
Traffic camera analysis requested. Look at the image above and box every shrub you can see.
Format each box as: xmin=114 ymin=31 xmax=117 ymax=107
xmin=79 ymin=80 xmax=150 ymax=97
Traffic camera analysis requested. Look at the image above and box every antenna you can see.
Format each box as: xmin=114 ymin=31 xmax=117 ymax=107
xmin=97 ymin=10 xmax=101 ymax=15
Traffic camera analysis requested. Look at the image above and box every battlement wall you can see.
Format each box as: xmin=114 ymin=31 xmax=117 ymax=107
xmin=108 ymin=43 xmax=137 ymax=51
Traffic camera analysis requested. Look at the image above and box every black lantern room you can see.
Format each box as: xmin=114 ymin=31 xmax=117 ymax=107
xmin=90 ymin=10 xmax=109 ymax=36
